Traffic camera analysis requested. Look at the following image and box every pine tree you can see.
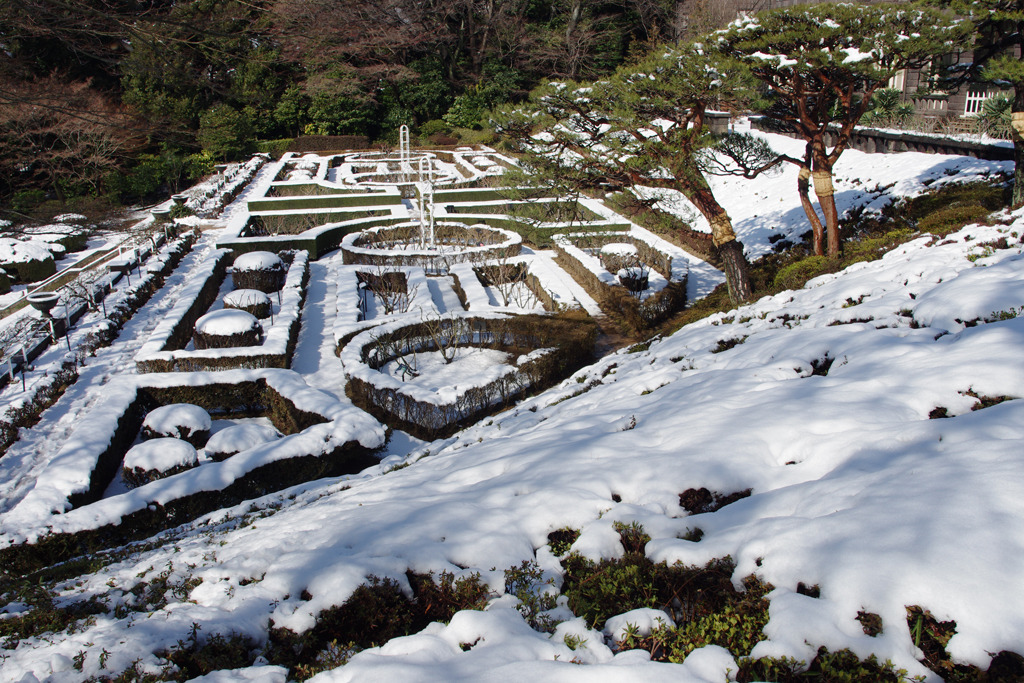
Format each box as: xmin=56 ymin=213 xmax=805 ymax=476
xmin=719 ymin=3 xmax=969 ymax=256
xmin=935 ymin=0 xmax=1024 ymax=206
xmin=496 ymin=44 xmax=768 ymax=305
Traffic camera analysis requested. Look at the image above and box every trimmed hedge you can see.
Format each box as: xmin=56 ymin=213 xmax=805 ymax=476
xmin=1 ymin=439 xmax=377 ymax=582
xmin=554 ymin=243 xmax=688 ymax=335
xmin=247 ymin=192 xmax=402 ymax=212
xmin=3 ymin=255 xmax=56 ymax=284
xmin=341 ymin=222 xmax=522 ymax=270
xmin=135 ymin=252 xmax=309 ymax=373
xmin=244 ymin=209 xmax=390 ymax=237
xmin=265 ymin=184 xmax=382 ymax=198
xmin=346 ymin=313 xmax=595 ymax=440
xmin=288 ymin=135 xmax=370 ymax=152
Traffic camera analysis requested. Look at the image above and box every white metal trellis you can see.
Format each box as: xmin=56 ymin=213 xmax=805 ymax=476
xmin=400 ymin=125 xmax=410 ymax=164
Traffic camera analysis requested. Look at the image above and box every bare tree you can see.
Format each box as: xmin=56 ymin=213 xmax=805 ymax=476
xmin=420 ymin=313 xmax=469 ymax=364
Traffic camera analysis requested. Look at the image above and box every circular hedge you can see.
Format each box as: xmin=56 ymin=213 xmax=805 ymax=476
xmin=341 ymin=222 xmax=521 ymax=271
xmin=122 ymin=438 xmax=199 ymax=488
xmin=232 ymin=251 xmax=286 ymax=292
xmin=142 ymin=403 xmax=212 ymax=447
xmin=205 ymin=423 xmax=281 ymax=461
xmin=193 ymin=309 xmax=263 ymax=349
xmin=223 ymin=288 xmax=273 ymax=319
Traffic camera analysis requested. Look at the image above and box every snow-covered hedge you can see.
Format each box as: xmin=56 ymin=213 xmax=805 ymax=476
xmin=340 ymin=222 xmax=521 ymax=271
xmin=231 ymin=250 xmax=286 ymax=292
xmin=0 ymin=369 xmax=385 ymax=573
xmin=141 ymin=403 xmax=212 ymax=446
xmin=0 ymin=238 xmax=56 ymax=283
xmin=223 ymin=288 xmax=272 ymax=318
xmin=135 ymin=250 xmax=309 ymax=372
xmin=554 ymin=231 xmax=688 ymax=334
xmin=342 ymin=312 xmax=595 ymax=439
xmin=122 ymin=438 xmax=199 ymax=488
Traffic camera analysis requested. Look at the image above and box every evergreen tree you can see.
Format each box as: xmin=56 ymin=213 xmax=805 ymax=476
xmin=497 ymin=44 xmax=772 ymax=305
xmin=934 ymin=0 xmax=1024 ymax=206
xmin=718 ymin=2 xmax=968 ymax=256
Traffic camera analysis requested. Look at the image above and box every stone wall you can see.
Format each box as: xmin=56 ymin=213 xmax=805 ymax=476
xmin=750 ymin=117 xmax=1013 ymax=162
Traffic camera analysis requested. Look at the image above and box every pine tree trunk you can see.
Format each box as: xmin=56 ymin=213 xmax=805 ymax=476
xmin=1012 ymin=85 xmax=1024 ymax=208
xmin=797 ymin=166 xmax=825 ymax=255
xmin=688 ymin=184 xmax=754 ymax=305
xmin=718 ymin=239 xmax=753 ymax=304
xmin=811 ymin=167 xmax=840 ymax=257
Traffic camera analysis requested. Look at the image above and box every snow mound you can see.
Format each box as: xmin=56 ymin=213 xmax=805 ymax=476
xmin=223 ymin=289 xmax=272 ymax=309
xmin=195 ymin=309 xmax=262 ymax=336
xmin=0 ymin=238 xmax=52 ymax=264
xmin=143 ymin=403 xmax=212 ymax=442
xmin=123 ymin=438 xmax=198 ymax=475
xmin=233 ymin=251 xmax=284 ymax=272
xmin=205 ymin=424 xmax=281 ymax=460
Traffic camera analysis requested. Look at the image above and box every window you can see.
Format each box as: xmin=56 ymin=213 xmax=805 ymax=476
xmin=964 ymin=88 xmax=993 ymax=116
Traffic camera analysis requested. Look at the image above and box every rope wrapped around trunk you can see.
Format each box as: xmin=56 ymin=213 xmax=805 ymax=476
xmin=709 ymin=213 xmax=736 ymax=247
xmin=811 ymin=169 xmax=835 ymax=197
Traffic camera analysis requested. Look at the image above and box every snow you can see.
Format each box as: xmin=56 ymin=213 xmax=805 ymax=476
xmin=233 ymin=251 xmax=283 ymax=272
xmin=600 ymin=243 xmax=639 ymax=257
xmin=142 ymin=403 xmax=211 ymax=439
xmin=0 ymin=238 xmax=52 ymax=264
xmin=1 ymin=126 xmax=1023 ymax=683
xmin=195 ymin=309 xmax=261 ymax=337
xmin=223 ymin=288 xmax=272 ymax=312
xmin=205 ymin=424 xmax=281 ymax=459
xmin=381 ymin=347 xmax=515 ymax=404
xmin=123 ymin=437 xmax=198 ymax=474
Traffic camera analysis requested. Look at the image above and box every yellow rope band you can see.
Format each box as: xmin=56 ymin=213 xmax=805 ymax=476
xmin=811 ymin=170 xmax=835 ymax=197
xmin=1011 ymin=112 xmax=1024 ymax=140
xmin=709 ymin=213 xmax=736 ymax=247
xmin=798 ymin=166 xmax=811 ymax=182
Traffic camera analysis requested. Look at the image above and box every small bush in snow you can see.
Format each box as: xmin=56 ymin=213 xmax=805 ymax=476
xmin=223 ymin=288 xmax=272 ymax=319
xmin=142 ymin=403 xmax=212 ymax=446
xmin=231 ymin=251 xmax=286 ymax=292
xmin=204 ymin=423 xmax=281 ymax=461
xmin=122 ymin=438 xmax=199 ymax=488
xmin=193 ymin=309 xmax=263 ymax=349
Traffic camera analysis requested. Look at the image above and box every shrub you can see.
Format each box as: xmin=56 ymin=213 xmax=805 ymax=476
xmin=223 ymin=288 xmax=272 ymax=319
xmin=270 ymin=571 xmax=489 ymax=679
xmin=772 ymin=255 xmax=831 ymax=291
xmin=231 ymin=251 xmax=286 ymax=292
xmin=917 ymin=204 xmax=993 ymax=236
xmin=1 ymin=253 xmax=56 ymax=284
xmin=256 ymin=138 xmax=295 ymax=158
xmin=141 ymin=403 xmax=212 ymax=446
xmin=193 ymin=310 xmax=263 ymax=349
xmin=121 ymin=438 xmax=199 ymax=488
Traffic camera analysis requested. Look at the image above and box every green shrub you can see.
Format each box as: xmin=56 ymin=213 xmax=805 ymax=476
xmin=256 ymin=138 xmax=295 ymax=158
xmin=270 ymin=571 xmax=489 ymax=679
xmin=0 ymin=270 xmax=11 ymax=294
xmin=772 ymin=255 xmax=831 ymax=291
xmin=737 ymin=648 xmax=919 ymax=682
xmin=917 ymin=204 xmax=992 ymax=236
xmin=3 ymin=254 xmax=56 ymax=283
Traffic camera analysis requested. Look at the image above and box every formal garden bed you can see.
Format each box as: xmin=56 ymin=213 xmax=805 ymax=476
xmin=340 ymin=221 xmax=522 ymax=271
xmin=341 ymin=312 xmax=595 ymax=439
xmin=332 ymin=265 xmax=440 ymax=347
xmin=554 ymin=231 xmax=689 ymax=334
xmin=448 ymin=258 xmax=560 ymax=312
xmin=135 ymin=249 xmax=309 ymax=372
xmin=0 ymin=368 xmax=385 ymax=575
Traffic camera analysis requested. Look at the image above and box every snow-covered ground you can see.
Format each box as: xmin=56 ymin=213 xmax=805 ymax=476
xmin=0 ymin=132 xmax=1021 ymax=683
